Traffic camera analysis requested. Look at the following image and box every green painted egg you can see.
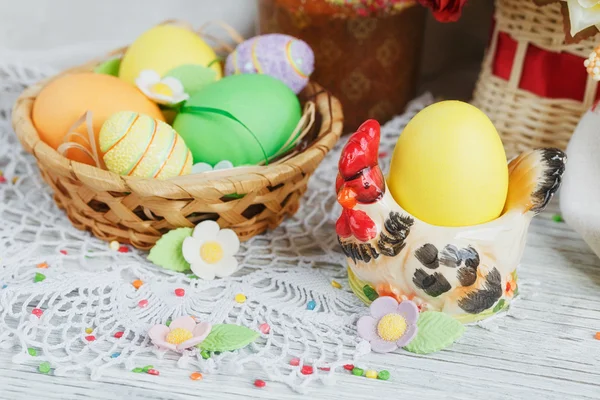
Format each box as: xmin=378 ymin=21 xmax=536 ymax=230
xmin=173 ymin=74 xmax=302 ymax=166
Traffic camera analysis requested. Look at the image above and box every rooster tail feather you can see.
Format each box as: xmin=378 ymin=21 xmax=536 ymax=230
xmin=503 ymin=148 xmax=567 ymax=214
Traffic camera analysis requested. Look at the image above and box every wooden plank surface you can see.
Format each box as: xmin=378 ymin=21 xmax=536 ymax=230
xmin=1 ymin=199 xmax=600 ymax=400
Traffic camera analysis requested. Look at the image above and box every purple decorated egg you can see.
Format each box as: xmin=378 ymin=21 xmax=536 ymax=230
xmin=225 ymin=34 xmax=314 ymax=94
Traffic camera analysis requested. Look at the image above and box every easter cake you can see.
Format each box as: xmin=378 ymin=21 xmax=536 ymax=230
xmin=336 ymin=104 xmax=567 ymax=323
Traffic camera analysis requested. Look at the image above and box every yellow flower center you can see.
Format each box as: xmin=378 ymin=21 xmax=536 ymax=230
xmin=165 ymin=328 xmax=193 ymax=345
xmin=377 ymin=313 xmax=407 ymax=342
xmin=150 ymin=82 xmax=173 ymax=97
xmin=200 ymin=241 xmax=224 ymax=264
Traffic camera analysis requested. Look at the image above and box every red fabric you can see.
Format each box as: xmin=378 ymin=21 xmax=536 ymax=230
xmin=492 ymin=31 xmax=600 ymax=102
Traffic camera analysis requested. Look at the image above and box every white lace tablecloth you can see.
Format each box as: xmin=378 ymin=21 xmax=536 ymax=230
xmin=2 ymin=60 xmax=600 ymax=400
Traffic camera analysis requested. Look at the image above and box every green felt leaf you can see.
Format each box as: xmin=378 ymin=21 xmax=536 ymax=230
xmin=198 ymin=324 xmax=259 ymax=352
xmin=403 ymin=311 xmax=465 ymax=355
xmin=131 ymin=367 xmax=144 ymax=373
xmin=147 ymin=227 xmax=193 ymax=272
xmin=164 ymin=64 xmax=217 ymax=96
xmin=493 ymin=299 xmax=506 ymax=313
xmin=94 ymin=57 xmax=121 ymax=76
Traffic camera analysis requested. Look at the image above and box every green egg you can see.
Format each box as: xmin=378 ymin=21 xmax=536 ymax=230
xmin=173 ymin=74 xmax=302 ymax=166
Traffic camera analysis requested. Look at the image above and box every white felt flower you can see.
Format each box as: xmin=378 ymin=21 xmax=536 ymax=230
xmin=565 ymin=0 xmax=600 ymax=35
xmin=191 ymin=160 xmax=234 ymax=174
xmin=182 ymin=221 xmax=240 ymax=280
xmin=135 ymin=70 xmax=189 ymax=105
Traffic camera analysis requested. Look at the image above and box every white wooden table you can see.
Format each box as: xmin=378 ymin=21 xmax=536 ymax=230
xmin=2 ymin=199 xmax=599 ymax=400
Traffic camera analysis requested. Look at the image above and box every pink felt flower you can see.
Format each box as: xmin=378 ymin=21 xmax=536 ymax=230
xmin=357 ymin=296 xmax=419 ymax=353
xmin=148 ymin=316 xmax=211 ymax=352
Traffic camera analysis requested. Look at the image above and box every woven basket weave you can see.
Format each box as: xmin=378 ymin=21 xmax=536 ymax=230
xmin=472 ymin=0 xmax=599 ymax=158
xmin=12 ymin=47 xmax=343 ymax=250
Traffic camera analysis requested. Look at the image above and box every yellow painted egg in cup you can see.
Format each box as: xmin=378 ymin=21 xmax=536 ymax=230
xmin=99 ymin=111 xmax=192 ymax=180
xmin=388 ymin=101 xmax=509 ymax=227
xmin=119 ymin=24 xmax=221 ymax=91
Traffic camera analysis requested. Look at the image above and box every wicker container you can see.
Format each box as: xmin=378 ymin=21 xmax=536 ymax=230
xmin=472 ymin=0 xmax=599 ymax=158
xmin=12 ymin=41 xmax=343 ymax=250
xmin=258 ymin=0 xmax=425 ymax=131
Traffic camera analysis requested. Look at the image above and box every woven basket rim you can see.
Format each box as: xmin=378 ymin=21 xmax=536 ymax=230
xmin=12 ymin=50 xmax=343 ymax=200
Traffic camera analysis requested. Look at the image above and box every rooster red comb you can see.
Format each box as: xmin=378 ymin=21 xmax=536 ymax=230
xmin=338 ymin=119 xmax=381 ymax=179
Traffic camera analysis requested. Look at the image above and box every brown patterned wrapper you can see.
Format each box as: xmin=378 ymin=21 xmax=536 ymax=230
xmin=258 ymin=0 xmax=426 ymax=132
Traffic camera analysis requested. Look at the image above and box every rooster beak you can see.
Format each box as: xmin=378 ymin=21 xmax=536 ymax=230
xmin=337 ymin=186 xmax=358 ymax=209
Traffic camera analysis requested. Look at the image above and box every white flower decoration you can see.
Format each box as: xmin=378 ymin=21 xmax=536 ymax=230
xmin=135 ymin=70 xmax=189 ymax=105
xmin=565 ymin=0 xmax=600 ymax=36
xmin=182 ymin=221 xmax=240 ymax=280
xmin=191 ymin=160 xmax=234 ymax=174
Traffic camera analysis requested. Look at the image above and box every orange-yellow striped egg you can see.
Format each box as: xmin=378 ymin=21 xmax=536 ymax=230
xmin=99 ymin=111 xmax=192 ymax=180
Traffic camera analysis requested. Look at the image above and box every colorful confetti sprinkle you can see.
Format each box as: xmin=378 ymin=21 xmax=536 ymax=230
xmin=352 ymin=367 xmax=364 ymax=376
xmin=31 ymin=308 xmax=43 ymax=318
xmin=132 ymin=280 xmax=143 ymax=289
xmin=132 ymin=367 xmax=144 ymax=373
xmin=38 ymin=362 xmax=51 ymax=374
xmin=254 ymin=379 xmax=266 ymax=388
xmin=85 ymin=335 xmax=96 ymax=342
xmin=85 ymin=327 xmax=93 ymax=334
xmin=200 ymin=350 xmax=211 ymax=359
xmin=377 ymin=370 xmax=390 ymax=380
xmin=34 ymin=273 xmax=46 ymax=283
xmin=259 ymin=323 xmax=270 ymax=334
xmin=60 ymin=250 xmax=67 ymax=255
xmin=595 ymin=332 xmax=600 ymax=340
xmin=109 ymin=241 xmax=120 ymax=251
xmin=1 ymin=284 xmax=7 ymax=289
xmin=165 ymin=319 xmax=172 ymax=327
xmin=111 ymin=352 xmax=120 ymax=358
xmin=190 ymin=372 xmax=203 ymax=381
xmin=235 ymin=293 xmax=247 ymax=303
xmin=138 ymin=299 xmax=149 ymax=308
xmin=174 ymin=288 xmax=185 ymax=297
xmin=28 ymin=348 xmax=37 ymax=356
xmin=118 ymin=245 xmax=129 ymax=253
xmin=142 ymin=365 xmax=154 ymax=372
xmin=289 ymin=357 xmax=300 ymax=366
xmin=343 ymin=364 xmax=354 ymax=371
xmin=331 ymin=280 xmax=342 ymax=289
xmin=300 ymin=365 xmax=314 ymax=375
xmin=147 ymin=369 xmax=159 ymax=376
xmin=552 ymin=214 xmax=564 ymax=223
xmin=365 ymin=370 xmax=377 ymax=379
xmin=114 ymin=331 xmax=124 ymax=339
xmin=12 ymin=177 xmax=18 ymax=184
xmin=319 ymin=366 xmax=331 ymax=371
xmin=36 ymin=262 xmax=48 ymax=269
xmin=0 ymin=176 xmax=5 ymax=184
xmin=306 ymin=300 xmax=316 ymax=310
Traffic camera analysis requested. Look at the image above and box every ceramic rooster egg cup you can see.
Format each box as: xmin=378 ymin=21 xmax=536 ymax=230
xmin=336 ymin=120 xmax=567 ymax=323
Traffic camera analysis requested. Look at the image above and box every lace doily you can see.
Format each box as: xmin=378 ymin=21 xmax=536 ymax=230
xmin=0 ymin=61 xmax=434 ymax=393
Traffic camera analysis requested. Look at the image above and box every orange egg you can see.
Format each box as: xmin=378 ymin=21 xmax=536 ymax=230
xmin=32 ymin=72 xmax=164 ymax=165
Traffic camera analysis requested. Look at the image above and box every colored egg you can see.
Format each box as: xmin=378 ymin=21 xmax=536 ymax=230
xmin=32 ymin=73 xmax=164 ymax=165
xmin=119 ymin=24 xmax=221 ymax=85
xmin=225 ymin=34 xmax=314 ymax=94
xmin=388 ymin=101 xmax=509 ymax=227
xmin=173 ymin=74 xmax=302 ymax=166
xmin=99 ymin=111 xmax=192 ymax=180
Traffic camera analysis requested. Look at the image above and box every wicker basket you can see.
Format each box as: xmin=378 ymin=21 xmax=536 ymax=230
xmin=12 ymin=43 xmax=343 ymax=250
xmin=472 ymin=0 xmax=599 ymax=158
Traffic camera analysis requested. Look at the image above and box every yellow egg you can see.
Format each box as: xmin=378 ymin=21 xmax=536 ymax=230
xmin=119 ymin=24 xmax=221 ymax=85
xmin=100 ymin=111 xmax=192 ymax=180
xmin=388 ymin=101 xmax=509 ymax=227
